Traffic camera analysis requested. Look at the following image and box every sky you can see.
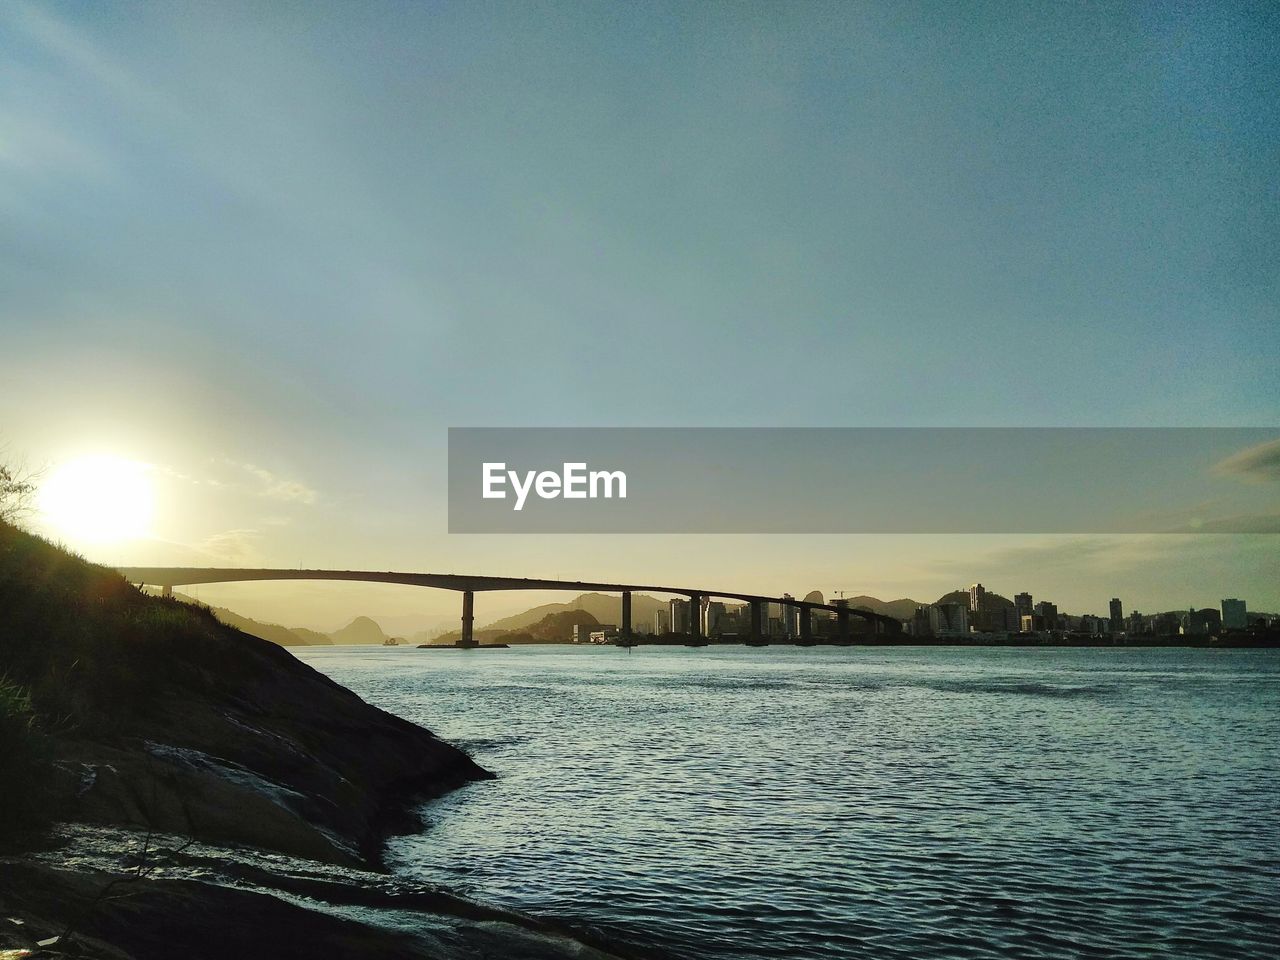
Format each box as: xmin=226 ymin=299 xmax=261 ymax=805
xmin=2 ymin=1 xmax=1277 ymax=630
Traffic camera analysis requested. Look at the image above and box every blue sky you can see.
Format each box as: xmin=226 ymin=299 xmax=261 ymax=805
xmin=2 ymin=2 xmax=1276 ymax=626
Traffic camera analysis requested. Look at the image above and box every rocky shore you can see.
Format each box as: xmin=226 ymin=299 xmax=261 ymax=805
xmin=0 ymin=522 xmax=653 ymax=959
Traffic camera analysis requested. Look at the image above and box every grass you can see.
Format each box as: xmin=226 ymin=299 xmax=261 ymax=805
xmin=0 ymin=674 xmax=50 ymax=837
xmin=0 ymin=520 xmax=277 ymax=734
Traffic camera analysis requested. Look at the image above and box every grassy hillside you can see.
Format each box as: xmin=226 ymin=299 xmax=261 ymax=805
xmin=0 ymin=519 xmax=488 ymax=860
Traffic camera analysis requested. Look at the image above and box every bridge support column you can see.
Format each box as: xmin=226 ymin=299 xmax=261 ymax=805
xmin=161 ymin=585 xmax=172 ymax=598
xmin=799 ymin=605 xmax=812 ymax=643
xmin=621 ymin=591 xmax=632 ymax=638
xmin=459 ymin=590 xmax=475 ymax=648
xmin=750 ymin=600 xmax=763 ymax=642
xmin=837 ymin=608 xmax=851 ymax=643
xmin=689 ymin=593 xmax=703 ymax=642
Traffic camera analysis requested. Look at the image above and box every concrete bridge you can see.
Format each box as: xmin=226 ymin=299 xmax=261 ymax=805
xmin=115 ymin=567 xmax=902 ymax=647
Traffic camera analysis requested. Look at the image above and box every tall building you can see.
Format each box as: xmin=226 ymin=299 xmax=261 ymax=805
xmin=968 ymin=583 xmax=986 ymax=613
xmin=654 ymin=609 xmax=670 ymax=635
xmin=1221 ymin=598 xmax=1247 ymax=630
xmin=1182 ymin=607 xmax=1221 ymax=636
xmin=929 ymin=602 xmax=969 ymax=636
xmin=1109 ymin=598 xmax=1123 ymax=631
xmin=781 ymin=593 xmax=798 ymax=637
xmin=912 ymin=605 xmax=933 ymax=637
xmin=668 ymin=598 xmax=689 ymax=634
xmin=1033 ymin=601 xmax=1058 ymax=631
xmin=1014 ymin=592 xmax=1033 ymax=620
xmin=703 ymin=601 xmax=727 ymax=637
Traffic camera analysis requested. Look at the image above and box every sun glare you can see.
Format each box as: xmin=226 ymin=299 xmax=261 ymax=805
xmin=39 ymin=455 xmax=155 ymax=544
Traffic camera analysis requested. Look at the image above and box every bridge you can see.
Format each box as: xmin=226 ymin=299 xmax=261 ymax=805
xmin=115 ymin=567 xmax=902 ymax=647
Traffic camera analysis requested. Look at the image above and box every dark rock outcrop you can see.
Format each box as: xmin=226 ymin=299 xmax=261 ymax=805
xmin=0 ymin=521 xmax=490 ymax=868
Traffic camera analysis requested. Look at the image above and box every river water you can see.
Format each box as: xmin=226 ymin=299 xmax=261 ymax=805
xmin=294 ymin=644 xmax=1280 ymax=959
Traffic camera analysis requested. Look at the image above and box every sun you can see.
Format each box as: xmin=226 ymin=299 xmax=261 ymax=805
xmin=39 ymin=455 xmax=155 ymax=544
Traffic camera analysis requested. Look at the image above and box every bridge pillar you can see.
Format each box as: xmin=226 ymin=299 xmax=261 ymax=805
xmin=837 ymin=608 xmax=851 ymax=642
xmin=459 ymin=590 xmax=476 ymax=648
xmin=689 ymin=593 xmax=703 ymax=641
xmin=750 ymin=600 xmax=763 ymax=642
xmin=621 ymin=591 xmax=632 ymax=638
xmin=161 ymin=585 xmax=172 ymax=598
xmin=798 ymin=605 xmax=812 ymax=642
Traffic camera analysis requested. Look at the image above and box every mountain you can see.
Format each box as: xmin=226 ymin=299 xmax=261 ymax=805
xmin=330 ymin=615 xmax=389 ymax=645
xmin=935 ymin=589 xmax=1015 ymax=609
xmin=475 ymin=592 xmax=668 ymax=635
xmin=842 ymin=595 xmax=924 ymax=621
xmin=167 ymin=591 xmax=333 ymax=647
xmin=498 ymin=609 xmax=600 ymax=644
xmin=291 ymin=626 xmax=338 ymax=645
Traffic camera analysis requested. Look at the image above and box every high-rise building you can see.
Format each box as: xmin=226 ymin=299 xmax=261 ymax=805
xmin=703 ymin=601 xmax=727 ymax=637
xmin=781 ymin=594 xmax=798 ymax=637
xmin=1221 ymin=598 xmax=1247 ymax=630
xmin=1014 ymin=592 xmax=1033 ymax=620
xmin=668 ymin=598 xmax=689 ymax=634
xmin=654 ymin=609 xmax=670 ymax=635
xmin=968 ymin=583 xmax=986 ymax=613
xmin=1033 ymin=601 xmax=1058 ymax=631
xmin=1109 ymin=598 xmax=1123 ymax=631
xmin=929 ymin=602 xmax=969 ymax=636
xmin=912 ymin=605 xmax=933 ymax=637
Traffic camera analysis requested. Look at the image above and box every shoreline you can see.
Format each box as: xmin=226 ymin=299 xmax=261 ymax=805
xmin=0 ymin=521 xmax=658 ymax=960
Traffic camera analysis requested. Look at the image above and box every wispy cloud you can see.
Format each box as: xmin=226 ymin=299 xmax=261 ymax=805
xmin=1182 ymin=513 xmax=1280 ymax=534
xmin=198 ymin=528 xmax=263 ymax=565
xmin=228 ymin=461 xmax=318 ymax=505
xmin=1212 ymin=438 xmax=1280 ymax=484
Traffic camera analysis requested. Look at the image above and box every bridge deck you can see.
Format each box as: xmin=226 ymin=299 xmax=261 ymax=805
xmin=115 ymin=566 xmax=899 ymax=626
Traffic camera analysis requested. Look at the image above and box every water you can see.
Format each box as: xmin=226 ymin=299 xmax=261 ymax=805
xmin=294 ymin=644 xmax=1280 ymax=959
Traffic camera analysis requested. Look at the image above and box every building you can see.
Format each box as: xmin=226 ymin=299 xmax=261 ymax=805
xmin=928 ymin=602 xmax=969 ymax=637
xmin=702 ymin=601 xmax=728 ymax=637
xmin=912 ymin=605 xmax=933 ymax=637
xmin=1033 ymin=601 xmax=1058 ymax=631
xmin=1182 ymin=607 xmax=1221 ymax=636
xmin=1221 ymin=598 xmax=1247 ymax=630
xmin=968 ymin=583 xmax=986 ymax=613
xmin=1020 ymin=614 xmax=1047 ymax=633
xmin=1109 ymin=598 xmax=1123 ymax=632
xmin=1127 ymin=611 xmax=1145 ymax=636
xmin=653 ymin=609 xmax=670 ymax=635
xmin=781 ymin=594 xmax=799 ymax=637
xmin=669 ymin=598 xmax=690 ymax=634
xmin=1014 ymin=592 xmax=1033 ymax=621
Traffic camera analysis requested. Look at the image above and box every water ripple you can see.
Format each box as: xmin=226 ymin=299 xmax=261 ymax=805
xmin=296 ymin=645 xmax=1280 ymax=960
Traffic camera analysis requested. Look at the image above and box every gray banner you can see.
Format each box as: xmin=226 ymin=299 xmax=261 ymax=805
xmin=448 ymin=428 xmax=1280 ymax=534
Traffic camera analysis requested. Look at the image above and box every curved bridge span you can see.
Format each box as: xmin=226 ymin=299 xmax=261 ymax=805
xmin=116 ymin=567 xmax=901 ymax=646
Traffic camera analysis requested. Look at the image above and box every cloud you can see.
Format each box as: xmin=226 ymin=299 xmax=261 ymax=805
xmin=1212 ymin=438 xmax=1280 ymax=484
xmin=1180 ymin=513 xmax=1280 ymax=534
xmin=931 ymin=537 xmax=1121 ymax=574
xmin=223 ymin=460 xmax=318 ymax=504
xmin=197 ymin=528 xmax=263 ymax=565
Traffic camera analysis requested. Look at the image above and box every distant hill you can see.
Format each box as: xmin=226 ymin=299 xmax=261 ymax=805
xmin=169 ymin=591 xmax=332 ymax=647
xmin=291 ymin=626 xmax=338 ymax=645
xmin=475 ymin=592 xmax=667 ymax=635
xmin=330 ymin=616 xmax=389 ymax=645
xmin=498 ymin=609 xmax=601 ymax=644
xmin=842 ymin=595 xmax=923 ymax=620
xmin=935 ymin=590 xmax=1014 ymax=610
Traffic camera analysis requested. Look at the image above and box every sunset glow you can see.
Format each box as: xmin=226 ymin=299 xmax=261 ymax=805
xmin=39 ymin=455 xmax=154 ymax=544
